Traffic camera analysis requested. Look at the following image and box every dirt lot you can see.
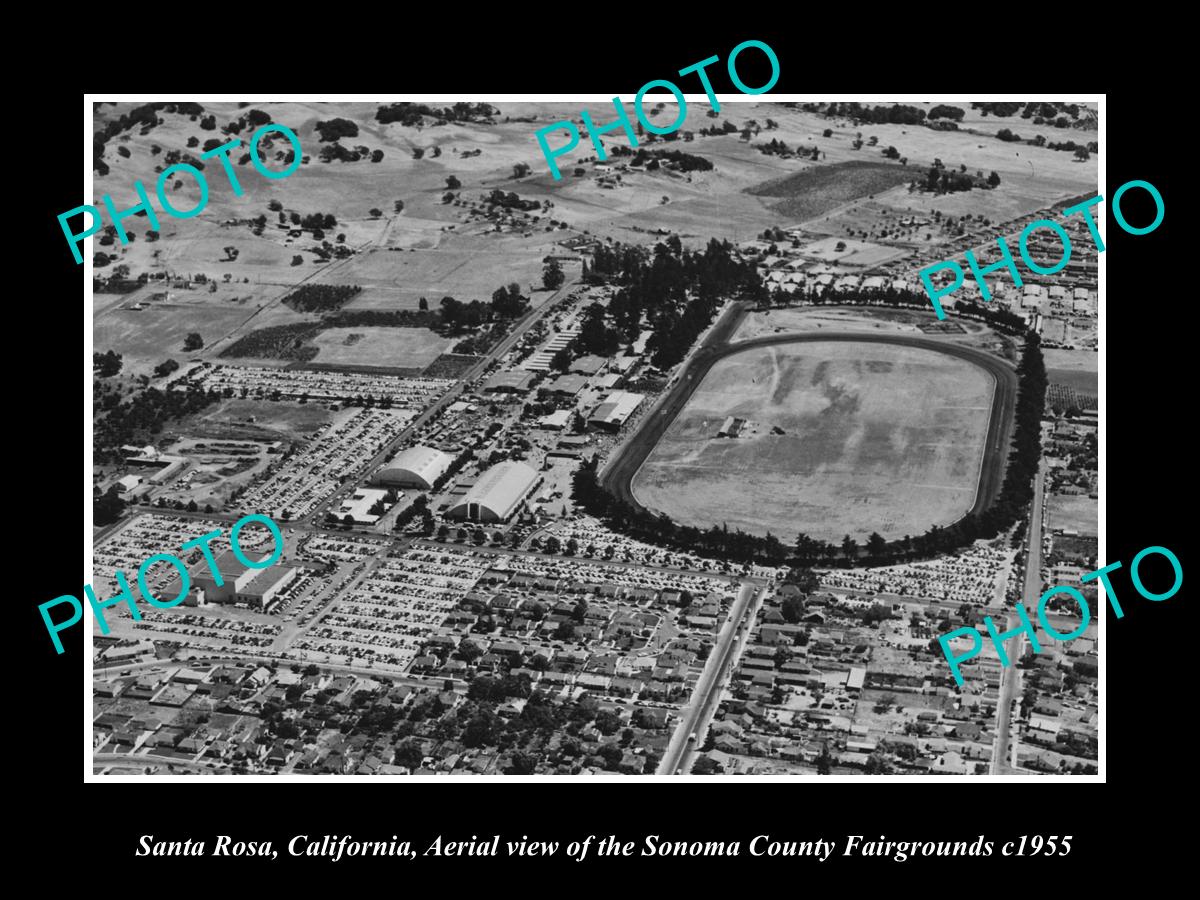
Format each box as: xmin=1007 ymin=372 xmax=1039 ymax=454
xmin=734 ymin=306 xmax=991 ymax=342
xmin=186 ymin=398 xmax=336 ymax=441
xmin=631 ymin=339 xmax=996 ymax=542
xmin=308 ymin=326 xmax=452 ymax=367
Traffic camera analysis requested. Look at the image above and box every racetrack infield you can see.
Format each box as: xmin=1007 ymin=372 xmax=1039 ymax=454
xmin=605 ymin=333 xmax=1016 ymax=543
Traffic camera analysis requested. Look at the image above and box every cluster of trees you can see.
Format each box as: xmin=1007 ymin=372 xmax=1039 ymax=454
xmin=917 ymin=164 xmax=1000 ymax=194
xmin=542 ymin=258 xmax=565 ymax=290
xmin=1004 ymin=102 xmax=1081 ymax=121
xmin=996 ymin=128 xmax=1023 ymax=143
xmin=576 ymin=301 xmax=621 ymax=356
xmin=93 ymin=102 xmax=206 ymax=173
xmin=972 ymin=102 xmax=1023 ymax=117
xmin=281 ymin=283 xmax=362 ymax=313
xmin=928 ymin=105 xmax=966 ymax=121
xmin=698 ymin=119 xmax=739 ymax=137
xmin=95 ymin=385 xmax=221 ymax=461
xmin=318 ymin=142 xmax=376 ymax=163
xmin=1044 ymin=139 xmax=1095 ymax=159
xmin=314 ymin=118 xmax=358 ymax=142
xmin=375 ymin=102 xmax=498 ymax=126
xmin=586 ymin=237 xmax=762 ymax=370
xmin=161 ymin=148 xmax=206 ymax=171
xmin=94 ymin=487 xmax=127 ymax=526
xmin=436 ymin=297 xmax=489 ymax=332
xmin=431 ymin=438 xmax=490 ymax=493
xmin=153 ymin=359 xmax=180 ymax=378
xmin=482 ymin=189 xmax=541 ymax=212
xmin=393 ymin=494 xmax=435 ymax=535
xmin=611 ymin=146 xmax=714 ymax=172
xmin=466 ymin=673 xmax=533 ymax=703
xmin=439 ymin=282 xmax=530 ymax=333
xmin=284 ymin=211 xmax=337 ymax=231
xmin=219 ymin=322 xmax=322 ymax=360
xmin=221 ymin=108 xmax=271 ymax=135
xmin=492 ymin=283 xmax=530 ymax=318
xmin=756 ymin=138 xmax=817 ymax=160
xmin=280 ymin=658 xmax=663 ymax=773
xmin=328 ymin=309 xmax=439 ymax=329
xmin=452 ymin=323 xmax=507 ymax=355
xmin=183 ymin=332 xmax=204 ymax=351
xmin=821 ymin=102 xmax=927 ymax=125
xmin=93 ymin=350 xmax=123 ymax=377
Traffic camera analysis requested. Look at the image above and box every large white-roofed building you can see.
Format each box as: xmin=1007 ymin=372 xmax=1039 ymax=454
xmin=376 ymin=445 xmax=454 ymax=490
xmin=587 ymin=391 xmax=644 ymax=432
xmin=446 ymin=460 xmax=540 ymax=523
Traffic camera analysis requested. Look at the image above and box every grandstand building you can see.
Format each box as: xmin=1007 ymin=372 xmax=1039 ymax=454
xmin=376 ymin=445 xmax=454 ymax=490
xmin=446 ymin=460 xmax=540 ymax=523
xmin=588 ymin=391 xmax=644 ymax=432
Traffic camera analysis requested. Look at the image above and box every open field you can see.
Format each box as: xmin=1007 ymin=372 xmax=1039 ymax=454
xmin=328 ymin=242 xmax=550 ymax=311
xmin=94 ymin=302 xmax=255 ymax=375
xmin=1046 ymin=492 xmax=1098 ymax=537
xmin=1044 ymin=348 xmax=1099 ymax=396
xmin=308 ymin=326 xmax=452 ymax=367
xmin=747 ymin=161 xmax=917 ymax=221
xmin=185 ymin=398 xmax=336 ymax=440
xmin=799 ymin=236 xmax=911 ymax=267
xmin=737 ymin=307 xmax=924 ymax=341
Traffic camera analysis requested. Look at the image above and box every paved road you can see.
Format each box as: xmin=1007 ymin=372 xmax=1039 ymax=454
xmin=602 ymin=330 xmax=1018 ymax=533
xmin=270 ymin=552 xmax=387 ymax=652
xmin=993 ymin=464 xmax=1045 ymax=774
xmin=93 ymin=752 xmax=221 ymax=773
xmin=659 ymin=581 xmax=761 ymax=775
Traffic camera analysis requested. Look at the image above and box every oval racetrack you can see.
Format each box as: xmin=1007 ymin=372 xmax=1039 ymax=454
xmin=600 ymin=327 xmax=1018 ymax=538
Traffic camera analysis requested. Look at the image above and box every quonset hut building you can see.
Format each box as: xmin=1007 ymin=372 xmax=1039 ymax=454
xmin=376 ymin=445 xmax=455 ymax=490
xmin=446 ymin=460 xmax=540 ymax=523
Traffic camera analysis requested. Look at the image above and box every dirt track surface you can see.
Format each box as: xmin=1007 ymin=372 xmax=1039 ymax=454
xmin=601 ymin=327 xmax=1017 ymax=535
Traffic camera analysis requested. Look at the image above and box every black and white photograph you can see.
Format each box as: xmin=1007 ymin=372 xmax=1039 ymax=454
xmin=78 ymin=94 xmax=1108 ymax=780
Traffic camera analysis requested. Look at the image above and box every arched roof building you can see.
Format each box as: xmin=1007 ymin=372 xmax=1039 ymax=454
xmin=376 ymin=445 xmax=454 ymax=490
xmin=446 ymin=460 xmax=539 ymax=522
